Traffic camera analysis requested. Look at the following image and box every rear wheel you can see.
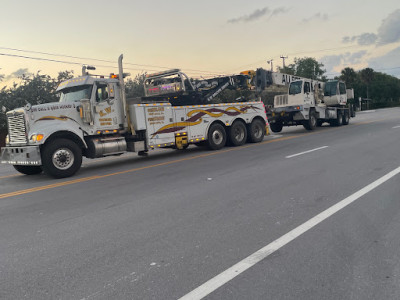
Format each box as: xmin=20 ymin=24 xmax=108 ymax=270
xmin=342 ymin=110 xmax=350 ymax=125
xmin=207 ymin=123 xmax=226 ymax=150
xmin=331 ymin=110 xmax=343 ymax=127
xmin=270 ymin=121 xmax=283 ymax=133
xmin=41 ymin=139 xmax=82 ymax=178
xmin=13 ymin=165 xmax=42 ymax=175
xmin=248 ymin=119 xmax=265 ymax=143
xmin=337 ymin=110 xmax=343 ymax=126
xmin=229 ymin=121 xmax=247 ymax=146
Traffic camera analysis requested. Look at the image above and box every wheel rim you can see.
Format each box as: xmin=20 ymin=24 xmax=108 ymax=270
xmin=212 ymin=130 xmax=224 ymax=145
xmin=52 ymin=148 xmax=74 ymax=170
xmin=253 ymin=123 xmax=263 ymax=139
xmin=310 ymin=115 xmax=316 ymax=127
xmin=234 ymin=126 xmax=245 ymax=142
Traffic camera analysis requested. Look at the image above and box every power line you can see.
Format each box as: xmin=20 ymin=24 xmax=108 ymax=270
xmin=1 ymin=47 xmax=399 ymax=80
xmin=0 ymin=46 xmax=224 ymax=75
xmin=0 ymin=52 xmax=228 ymax=79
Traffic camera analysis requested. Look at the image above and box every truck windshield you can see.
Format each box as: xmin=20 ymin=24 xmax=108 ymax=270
xmin=324 ymin=81 xmax=338 ymax=97
xmin=289 ymin=81 xmax=303 ymax=95
xmin=59 ymin=85 xmax=93 ymax=103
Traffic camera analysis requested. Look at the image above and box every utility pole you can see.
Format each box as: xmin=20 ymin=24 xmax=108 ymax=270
xmin=267 ymin=59 xmax=273 ymax=72
xmin=280 ymin=55 xmax=288 ymax=68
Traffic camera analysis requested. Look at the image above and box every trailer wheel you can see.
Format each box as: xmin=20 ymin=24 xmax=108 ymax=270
xmin=303 ymin=112 xmax=317 ymax=130
xmin=229 ymin=121 xmax=247 ymax=146
xmin=207 ymin=123 xmax=226 ymax=150
xmin=41 ymin=138 xmax=82 ymax=178
xmin=270 ymin=121 xmax=283 ymax=133
xmin=342 ymin=110 xmax=350 ymax=125
xmin=248 ymin=119 xmax=265 ymax=143
xmin=13 ymin=165 xmax=42 ymax=175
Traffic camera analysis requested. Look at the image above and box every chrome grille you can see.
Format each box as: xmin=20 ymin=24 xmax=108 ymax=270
xmin=7 ymin=112 xmax=28 ymax=144
xmin=274 ymin=94 xmax=288 ymax=106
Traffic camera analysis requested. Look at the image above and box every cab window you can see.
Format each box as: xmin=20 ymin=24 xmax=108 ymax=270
xmin=95 ymin=84 xmax=109 ymax=102
xmin=304 ymin=82 xmax=310 ymax=93
xmin=339 ymin=82 xmax=346 ymax=95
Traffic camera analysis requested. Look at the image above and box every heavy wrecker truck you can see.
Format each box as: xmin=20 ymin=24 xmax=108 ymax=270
xmin=1 ymin=55 xmax=268 ymax=178
xmin=253 ymin=69 xmax=355 ymax=132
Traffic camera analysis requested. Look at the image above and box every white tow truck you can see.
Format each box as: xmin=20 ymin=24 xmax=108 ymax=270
xmin=1 ymin=55 xmax=268 ymax=178
xmin=254 ymin=69 xmax=355 ymax=132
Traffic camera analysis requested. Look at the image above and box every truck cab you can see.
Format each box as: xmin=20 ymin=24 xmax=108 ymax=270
xmin=323 ymin=80 xmax=348 ymax=106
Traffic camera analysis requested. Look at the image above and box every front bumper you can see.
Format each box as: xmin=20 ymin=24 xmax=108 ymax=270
xmin=268 ymin=106 xmax=307 ymax=123
xmin=0 ymin=145 xmax=42 ymax=166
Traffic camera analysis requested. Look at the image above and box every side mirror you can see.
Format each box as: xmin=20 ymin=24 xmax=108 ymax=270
xmin=107 ymin=84 xmax=115 ymax=99
xmin=79 ymin=99 xmax=93 ymax=124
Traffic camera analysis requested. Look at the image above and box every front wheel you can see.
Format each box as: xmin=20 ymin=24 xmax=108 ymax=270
xmin=207 ymin=123 xmax=226 ymax=150
xmin=270 ymin=121 xmax=283 ymax=133
xmin=303 ymin=112 xmax=317 ymax=130
xmin=41 ymin=139 xmax=82 ymax=178
xmin=13 ymin=165 xmax=42 ymax=175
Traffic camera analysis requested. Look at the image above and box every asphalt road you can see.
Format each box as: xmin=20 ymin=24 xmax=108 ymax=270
xmin=0 ymin=108 xmax=399 ymax=300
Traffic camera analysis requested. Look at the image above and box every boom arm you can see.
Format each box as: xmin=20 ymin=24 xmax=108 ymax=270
xmin=143 ymin=70 xmax=251 ymax=105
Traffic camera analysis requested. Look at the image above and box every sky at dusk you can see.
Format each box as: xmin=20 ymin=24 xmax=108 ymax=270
xmin=0 ymin=0 xmax=399 ymax=86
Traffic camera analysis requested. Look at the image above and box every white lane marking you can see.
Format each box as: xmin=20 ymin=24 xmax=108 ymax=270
xmin=285 ymin=146 xmax=328 ymax=158
xmin=179 ymin=166 xmax=400 ymax=300
xmin=392 ymin=125 xmax=400 ymax=129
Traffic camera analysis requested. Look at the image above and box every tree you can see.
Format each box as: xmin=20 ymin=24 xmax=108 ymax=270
xmin=340 ymin=67 xmax=357 ymax=88
xmin=280 ymin=57 xmax=326 ymax=80
xmin=277 ymin=65 xmax=295 ymax=75
xmin=360 ymin=68 xmax=375 ymax=99
xmin=0 ymin=70 xmax=75 ymax=129
xmin=125 ymin=73 xmax=146 ymax=98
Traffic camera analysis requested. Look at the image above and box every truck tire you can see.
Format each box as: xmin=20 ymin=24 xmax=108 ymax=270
xmin=248 ymin=119 xmax=265 ymax=143
xmin=303 ymin=112 xmax=317 ymax=131
xmin=342 ymin=110 xmax=350 ymax=125
xmin=337 ymin=110 xmax=343 ymax=126
xmin=331 ymin=110 xmax=343 ymax=127
xmin=207 ymin=123 xmax=226 ymax=150
xmin=41 ymin=139 xmax=82 ymax=178
xmin=351 ymin=107 xmax=356 ymax=118
xmin=229 ymin=121 xmax=247 ymax=146
xmin=270 ymin=121 xmax=283 ymax=133
xmin=13 ymin=165 xmax=42 ymax=175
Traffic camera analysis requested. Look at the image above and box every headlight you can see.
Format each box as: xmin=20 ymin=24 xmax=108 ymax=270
xmin=5 ymin=134 xmax=9 ymax=144
xmin=30 ymin=134 xmax=44 ymax=143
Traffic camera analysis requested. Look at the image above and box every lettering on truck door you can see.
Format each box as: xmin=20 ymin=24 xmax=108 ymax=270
xmin=303 ymin=81 xmax=313 ymax=105
xmin=146 ymin=105 xmax=175 ymax=147
xmin=93 ymin=83 xmax=121 ymax=130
